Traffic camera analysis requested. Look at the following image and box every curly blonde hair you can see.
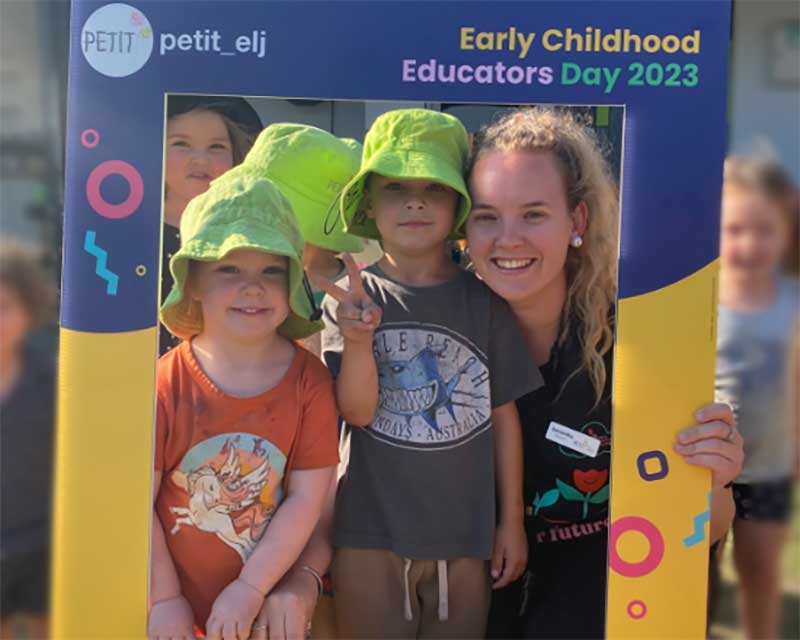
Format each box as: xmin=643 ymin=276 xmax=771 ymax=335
xmin=468 ymin=107 xmax=619 ymax=405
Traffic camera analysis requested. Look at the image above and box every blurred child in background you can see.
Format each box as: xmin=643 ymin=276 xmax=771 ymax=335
xmin=0 ymin=243 xmax=57 ymax=639
xmin=716 ymin=156 xmax=799 ymax=640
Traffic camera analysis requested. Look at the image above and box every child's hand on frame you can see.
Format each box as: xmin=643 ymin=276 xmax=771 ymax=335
xmin=491 ymin=520 xmax=528 ymax=590
xmin=312 ymin=254 xmax=382 ymax=344
xmin=148 ymin=594 xmax=195 ymax=640
xmin=205 ymin=578 xmax=264 ymax=640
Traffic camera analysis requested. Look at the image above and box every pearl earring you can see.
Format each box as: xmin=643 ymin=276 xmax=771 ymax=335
xmin=570 ymin=234 xmax=583 ymax=248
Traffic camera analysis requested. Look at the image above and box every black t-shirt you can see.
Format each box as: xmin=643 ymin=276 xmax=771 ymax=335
xmin=518 ymin=330 xmax=613 ymax=544
xmin=487 ymin=322 xmax=613 ymax=640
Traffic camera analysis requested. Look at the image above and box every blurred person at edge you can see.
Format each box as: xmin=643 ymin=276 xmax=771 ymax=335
xmin=715 ymin=156 xmax=799 ymax=640
xmin=0 ymin=244 xmax=57 ymax=639
xmin=161 ymin=95 xmax=263 ymax=355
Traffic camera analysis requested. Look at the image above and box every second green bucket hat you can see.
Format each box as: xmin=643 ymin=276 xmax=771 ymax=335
xmin=227 ymin=123 xmax=363 ymax=253
xmin=339 ymin=109 xmax=471 ymax=241
xmin=160 ymin=173 xmax=323 ymax=341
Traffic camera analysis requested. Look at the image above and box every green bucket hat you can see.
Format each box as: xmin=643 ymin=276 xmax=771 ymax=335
xmin=160 ymin=173 xmax=323 ymax=341
xmin=339 ymin=137 xmax=363 ymax=155
xmin=339 ymin=109 xmax=471 ymax=241
xmin=227 ymin=123 xmax=363 ymax=253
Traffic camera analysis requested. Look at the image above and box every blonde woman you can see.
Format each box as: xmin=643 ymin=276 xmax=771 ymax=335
xmin=464 ymin=108 xmax=743 ymax=638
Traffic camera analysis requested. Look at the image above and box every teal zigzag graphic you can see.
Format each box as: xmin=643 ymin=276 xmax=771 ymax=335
xmin=682 ymin=491 xmax=712 ymax=548
xmin=83 ymin=230 xmax=119 ymax=296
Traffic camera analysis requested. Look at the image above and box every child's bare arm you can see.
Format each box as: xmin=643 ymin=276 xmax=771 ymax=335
xmin=491 ymin=401 xmax=528 ymax=589
xmin=206 ymin=466 xmax=335 ymax=640
xmin=251 ymin=472 xmax=338 ymax=639
xmin=149 ymin=470 xmax=195 ymax=640
xmin=313 ymin=254 xmax=381 ymax=425
xmin=336 ymin=338 xmax=379 ymax=425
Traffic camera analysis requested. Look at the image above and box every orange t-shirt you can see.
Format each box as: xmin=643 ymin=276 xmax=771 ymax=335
xmin=154 ymin=341 xmax=339 ymax=627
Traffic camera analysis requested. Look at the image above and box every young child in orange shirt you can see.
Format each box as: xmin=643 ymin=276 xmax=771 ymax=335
xmin=149 ymin=172 xmax=338 ymax=640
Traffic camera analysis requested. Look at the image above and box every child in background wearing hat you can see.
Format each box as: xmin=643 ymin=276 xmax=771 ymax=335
xmin=160 ymin=95 xmax=263 ymax=355
xmin=225 ymin=123 xmax=364 ymax=358
xmin=316 ymin=109 xmax=543 ymax=638
xmin=149 ymin=174 xmax=338 ymax=640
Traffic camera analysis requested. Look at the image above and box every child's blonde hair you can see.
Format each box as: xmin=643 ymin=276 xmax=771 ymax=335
xmin=469 ymin=107 xmax=619 ymax=405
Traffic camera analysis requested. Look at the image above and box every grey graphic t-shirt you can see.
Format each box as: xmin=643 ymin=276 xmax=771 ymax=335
xmin=322 ymin=265 xmax=543 ymax=559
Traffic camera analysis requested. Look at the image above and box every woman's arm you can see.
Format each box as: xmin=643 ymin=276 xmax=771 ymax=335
xmin=709 ymin=485 xmax=736 ymax=543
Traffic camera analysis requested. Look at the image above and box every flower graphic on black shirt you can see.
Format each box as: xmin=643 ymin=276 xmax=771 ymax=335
xmin=555 ymin=469 xmax=610 ymax=519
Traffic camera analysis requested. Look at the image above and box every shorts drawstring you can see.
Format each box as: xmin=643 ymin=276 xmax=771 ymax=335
xmin=403 ymin=558 xmax=413 ymax=621
xmin=401 ymin=558 xmax=449 ymax=622
xmin=437 ymin=560 xmax=449 ymax=621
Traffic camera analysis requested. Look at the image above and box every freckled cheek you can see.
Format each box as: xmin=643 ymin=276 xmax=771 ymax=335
xmin=257 ymin=277 xmax=289 ymax=301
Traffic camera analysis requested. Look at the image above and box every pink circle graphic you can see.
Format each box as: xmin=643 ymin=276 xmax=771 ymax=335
xmin=86 ymin=160 xmax=144 ymax=219
xmin=608 ymin=516 xmax=665 ymax=578
xmin=627 ymin=600 xmax=647 ymax=620
xmin=81 ymin=129 xmax=100 ymax=148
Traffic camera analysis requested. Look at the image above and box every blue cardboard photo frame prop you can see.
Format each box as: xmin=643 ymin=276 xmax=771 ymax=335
xmin=56 ymin=2 xmax=730 ymax=637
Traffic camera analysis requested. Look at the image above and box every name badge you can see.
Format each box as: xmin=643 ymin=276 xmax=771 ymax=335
xmin=545 ymin=421 xmax=600 ymax=458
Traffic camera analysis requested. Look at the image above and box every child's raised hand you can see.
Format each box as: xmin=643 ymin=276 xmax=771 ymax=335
xmin=148 ymin=594 xmax=195 ymax=640
xmin=491 ymin=520 xmax=528 ymax=589
xmin=312 ymin=254 xmax=382 ymax=344
xmin=205 ymin=578 xmax=264 ymax=640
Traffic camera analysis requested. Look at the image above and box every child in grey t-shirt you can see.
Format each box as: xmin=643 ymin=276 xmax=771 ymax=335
xmin=314 ymin=109 xmax=542 ymax=639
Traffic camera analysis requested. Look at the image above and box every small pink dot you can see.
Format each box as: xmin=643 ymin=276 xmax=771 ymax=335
xmin=81 ymin=129 xmax=100 ymax=148
xmin=627 ymin=600 xmax=647 ymax=620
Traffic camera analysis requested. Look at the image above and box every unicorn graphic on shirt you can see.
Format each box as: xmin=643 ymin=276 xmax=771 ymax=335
xmin=170 ymin=446 xmax=274 ymax=562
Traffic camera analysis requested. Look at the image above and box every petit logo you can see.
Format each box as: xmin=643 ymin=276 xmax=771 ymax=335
xmin=81 ymin=3 xmax=153 ymax=78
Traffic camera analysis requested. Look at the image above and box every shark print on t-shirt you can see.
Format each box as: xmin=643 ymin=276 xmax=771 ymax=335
xmin=371 ymin=323 xmax=491 ymax=450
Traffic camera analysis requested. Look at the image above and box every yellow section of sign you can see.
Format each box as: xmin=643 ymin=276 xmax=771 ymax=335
xmin=51 ymin=327 xmax=157 ymax=639
xmin=607 ymin=260 xmax=718 ymax=638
